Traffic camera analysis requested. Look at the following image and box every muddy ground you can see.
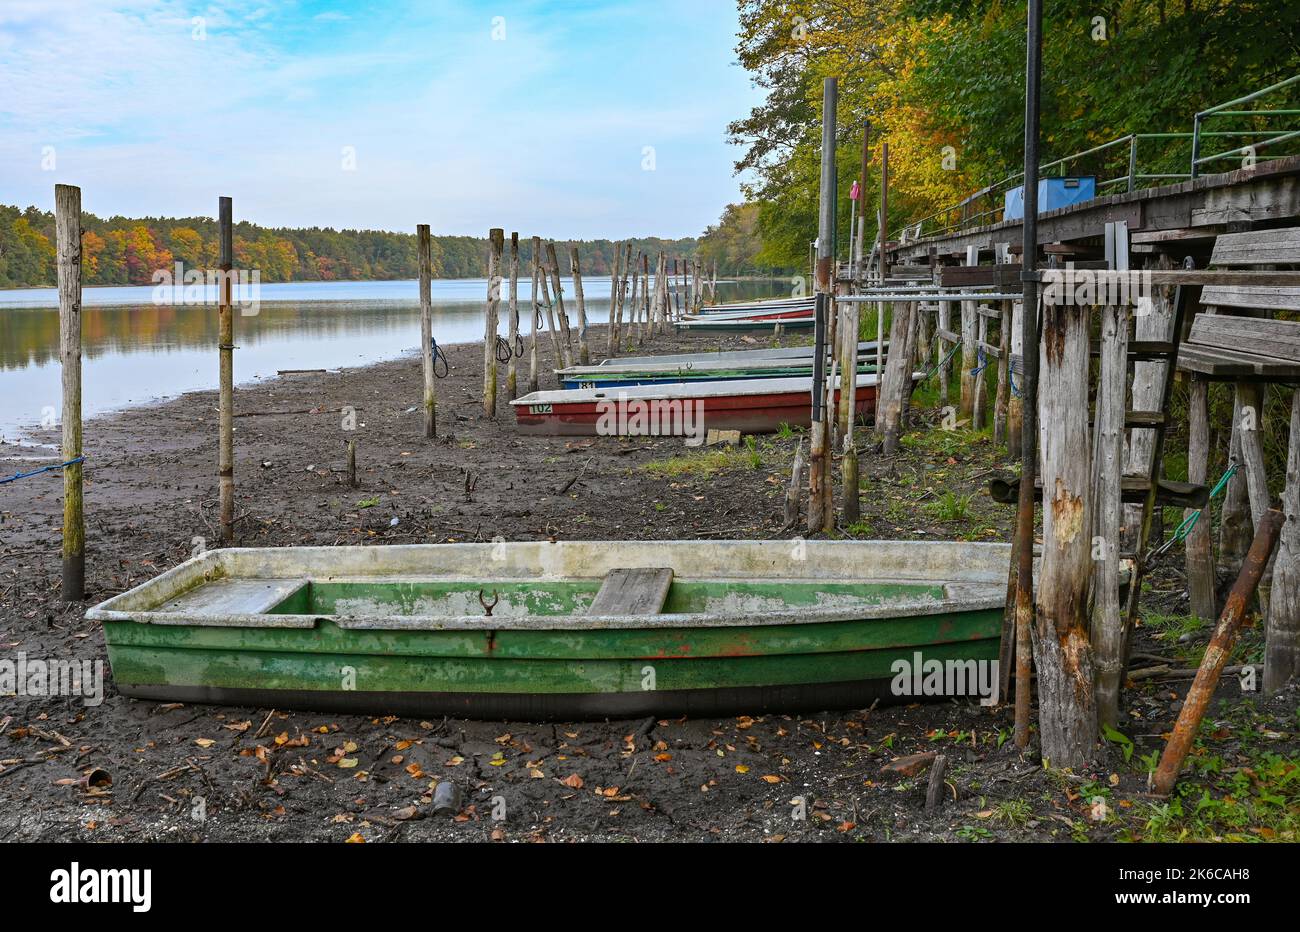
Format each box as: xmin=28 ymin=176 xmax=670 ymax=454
xmin=1 ymin=324 xmax=1296 ymax=843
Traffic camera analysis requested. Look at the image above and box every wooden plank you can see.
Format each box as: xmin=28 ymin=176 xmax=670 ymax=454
xmin=938 ymin=264 xmax=1021 ymax=288
xmin=587 ymin=568 xmax=674 ymax=616
xmin=1199 ymin=284 xmax=1300 ymax=314
xmin=1188 ymin=313 xmax=1300 ymax=360
xmin=1132 ymin=227 xmax=1221 ymax=245
xmin=1210 ymin=226 xmax=1300 ymax=266
xmin=1177 ymin=345 xmax=1300 ymax=380
xmin=937 ymin=327 xmax=960 ymax=344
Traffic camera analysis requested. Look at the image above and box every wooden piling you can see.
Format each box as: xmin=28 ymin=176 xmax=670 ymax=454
xmin=418 ymin=225 xmax=436 ymax=437
xmin=878 ymin=301 xmax=918 ymax=454
xmin=840 ymin=303 xmax=861 ymax=525
xmin=607 ymin=243 xmax=622 ymax=357
xmin=1265 ymin=391 xmax=1300 ymax=695
xmin=959 ymin=246 xmax=978 ymax=422
xmin=347 ymin=439 xmax=357 ymax=488
xmin=1237 ymin=382 xmax=1274 ymax=615
xmin=54 ymin=184 xmax=84 ymax=601
xmin=1154 ymin=509 xmax=1284 ymax=795
xmin=624 ymin=252 xmax=639 ymax=351
xmin=1219 ymin=395 xmax=1253 ymax=575
xmin=527 ymin=253 xmax=541 ymax=394
xmin=1035 ymin=299 xmax=1099 ymax=766
xmin=620 ymin=243 xmax=633 ymax=342
xmin=784 ymin=439 xmax=805 ymax=529
xmin=544 ymin=243 xmax=575 ymax=366
xmin=570 ymin=246 xmax=590 ymax=366
xmin=483 ymin=229 xmax=504 ymax=418
xmin=506 ymin=233 xmax=521 ymax=401
xmin=1184 ymin=378 xmax=1215 ymax=621
xmin=1122 ymin=254 xmax=1174 ymax=552
xmin=534 ymin=237 xmax=564 ymax=370
xmin=217 ymin=196 xmax=235 ymax=546
xmin=1091 ymin=300 xmax=1130 ymax=727
xmin=993 ymin=300 xmax=1011 ymax=447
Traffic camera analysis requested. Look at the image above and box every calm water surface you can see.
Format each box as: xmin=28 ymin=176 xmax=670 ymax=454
xmin=0 ymin=278 xmax=788 ymax=445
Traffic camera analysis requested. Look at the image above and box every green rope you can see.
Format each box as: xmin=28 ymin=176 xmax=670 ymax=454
xmin=1149 ymin=459 xmax=1239 ymax=560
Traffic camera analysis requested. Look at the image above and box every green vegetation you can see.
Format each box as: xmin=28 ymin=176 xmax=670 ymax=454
xmin=707 ymin=1 xmax=1300 ymax=269
xmin=643 ymin=444 xmax=767 ymax=478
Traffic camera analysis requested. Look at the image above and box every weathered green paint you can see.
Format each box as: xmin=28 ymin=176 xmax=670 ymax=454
xmin=106 ymin=636 xmax=998 ymax=695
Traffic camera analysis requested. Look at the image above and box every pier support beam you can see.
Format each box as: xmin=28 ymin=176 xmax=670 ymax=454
xmin=1184 ymin=379 xmax=1215 ymax=620
xmin=1265 ymin=391 xmax=1300 ymax=695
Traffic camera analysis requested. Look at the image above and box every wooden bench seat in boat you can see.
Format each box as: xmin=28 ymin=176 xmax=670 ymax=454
xmin=586 ymin=568 xmax=674 ymax=615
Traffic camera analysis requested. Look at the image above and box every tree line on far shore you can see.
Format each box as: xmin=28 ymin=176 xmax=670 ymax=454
xmin=0 ymin=203 xmax=698 ymax=289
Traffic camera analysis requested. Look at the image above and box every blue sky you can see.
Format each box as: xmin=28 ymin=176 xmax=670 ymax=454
xmin=0 ymin=0 xmax=765 ymax=238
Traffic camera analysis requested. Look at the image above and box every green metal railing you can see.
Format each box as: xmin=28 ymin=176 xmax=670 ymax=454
xmin=907 ymin=73 xmax=1300 ymax=240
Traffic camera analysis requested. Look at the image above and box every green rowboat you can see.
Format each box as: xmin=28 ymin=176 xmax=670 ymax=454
xmin=86 ymin=540 xmax=1008 ymax=720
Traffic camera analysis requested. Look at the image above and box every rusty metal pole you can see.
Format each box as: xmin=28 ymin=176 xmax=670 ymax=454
xmin=1152 ymin=508 xmax=1284 ymax=796
xmin=1013 ymin=0 xmax=1043 ymax=749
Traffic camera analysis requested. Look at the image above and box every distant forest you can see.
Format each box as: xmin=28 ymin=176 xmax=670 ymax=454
xmin=0 ymin=203 xmax=699 ymax=288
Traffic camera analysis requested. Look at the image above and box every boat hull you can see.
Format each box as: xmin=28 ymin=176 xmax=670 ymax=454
xmin=88 ymin=541 xmax=1009 ymax=720
xmin=514 ymin=382 xmax=878 ymax=436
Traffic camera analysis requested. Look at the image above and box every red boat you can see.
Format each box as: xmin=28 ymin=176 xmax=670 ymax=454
xmin=511 ymin=374 xmax=888 ymax=437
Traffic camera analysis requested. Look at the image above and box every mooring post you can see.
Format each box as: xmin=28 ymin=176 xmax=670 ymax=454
xmin=607 ymin=242 xmax=622 ymax=357
xmin=1265 ymin=391 xmax=1300 ymax=695
xmin=570 ymin=246 xmax=589 ymax=366
xmin=1013 ymin=0 xmax=1042 ymax=751
xmin=506 ymin=233 xmax=520 ymax=401
xmin=418 ymin=225 xmax=436 ymax=437
xmin=527 ymin=249 xmax=541 ymax=394
xmin=624 ymin=251 xmax=639 ymax=351
xmin=993 ymin=299 xmax=1011 ymax=448
xmin=534 ymin=237 xmax=563 ymax=370
xmin=639 ymin=253 xmax=650 ymax=343
xmin=54 ymin=184 xmax=84 ymax=600
xmin=1237 ymin=381 xmax=1275 ymax=616
xmin=959 ymin=245 xmax=978 ymax=422
xmin=840 ymin=301 xmax=861 ymax=524
xmin=483 ymin=229 xmax=504 ymax=418
xmin=1184 ymin=379 xmax=1215 ymax=621
xmin=1091 ymin=299 xmax=1131 ymax=727
xmin=544 ymin=242 xmax=574 ymax=367
xmin=878 ymin=298 xmax=918 ymax=454
xmin=809 ymin=76 xmax=836 ymax=536
xmin=347 ymin=438 xmax=357 ymax=488
xmin=217 ymin=196 xmax=235 ymax=545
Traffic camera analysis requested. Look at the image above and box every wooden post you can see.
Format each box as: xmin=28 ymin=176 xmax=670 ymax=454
xmin=217 ymin=196 xmax=235 ymax=546
xmin=1219 ymin=395 xmax=1253 ymax=575
xmin=534 ymin=237 xmax=563 ymax=369
xmin=55 ymin=184 xmax=84 ymax=601
xmin=607 ymin=243 xmax=622 ymax=357
xmin=1265 ymin=391 xmax=1300 ymax=695
xmin=1154 ymin=509 xmax=1284 ymax=795
xmin=624 ymin=252 xmax=639 ymax=351
xmin=878 ymin=300 xmax=919 ymax=453
xmin=621 ymin=243 xmax=634 ymax=340
xmin=483 ymin=229 xmax=504 ymax=418
xmin=993 ymin=300 xmax=1011 ymax=448
xmin=418 ymin=225 xmax=436 ymax=437
xmin=640 ymin=253 xmax=650 ymax=342
xmin=1091 ymin=300 xmax=1130 ymax=728
xmin=959 ymin=246 xmax=978 ymax=422
xmin=545 ymin=243 xmax=574 ymax=366
xmin=1034 ymin=298 xmax=1099 ymax=767
xmin=836 ymin=301 xmax=854 ymax=439
xmin=1184 ymin=378 xmax=1216 ymax=621
xmin=570 ymin=246 xmax=589 ymax=366
xmin=1237 ymin=382 xmax=1274 ymax=615
xmin=347 ymin=439 xmax=357 ymax=488
xmin=809 ymin=76 xmax=836 ymax=536
xmin=840 ymin=303 xmax=860 ymax=524
xmin=1122 ymin=254 xmax=1174 ymax=552
xmin=506 ymin=233 xmax=520 ymax=401
xmin=1007 ymin=299 xmax=1023 ymax=459
xmin=878 ymin=140 xmax=889 ymax=281
xmin=784 ymin=439 xmax=805 ymax=529
xmin=527 ymin=252 xmax=540 ymax=394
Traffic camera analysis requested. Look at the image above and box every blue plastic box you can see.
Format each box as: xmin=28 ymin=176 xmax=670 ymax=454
xmin=1003 ymin=177 xmax=1096 ymax=221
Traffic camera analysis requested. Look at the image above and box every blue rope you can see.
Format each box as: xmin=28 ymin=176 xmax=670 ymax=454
xmin=970 ymin=345 xmax=990 ymax=378
xmin=1009 ymin=367 xmax=1021 ymax=397
xmin=0 ymin=456 xmax=85 ymax=485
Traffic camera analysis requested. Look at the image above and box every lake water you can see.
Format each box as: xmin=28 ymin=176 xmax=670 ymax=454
xmin=0 ymin=277 xmax=788 ymax=445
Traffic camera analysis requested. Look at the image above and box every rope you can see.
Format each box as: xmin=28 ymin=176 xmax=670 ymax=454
xmin=1009 ymin=367 xmax=1021 ymax=397
xmin=970 ymin=345 xmax=990 ymax=378
xmin=430 ymin=337 xmax=450 ymax=379
xmin=0 ymin=456 xmax=85 ymax=485
xmin=918 ymin=342 xmax=962 ymax=385
xmin=1146 ymin=459 xmax=1239 ymax=562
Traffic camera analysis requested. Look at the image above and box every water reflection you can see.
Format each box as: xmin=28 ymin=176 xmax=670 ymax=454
xmin=0 ymin=278 xmax=788 ymax=442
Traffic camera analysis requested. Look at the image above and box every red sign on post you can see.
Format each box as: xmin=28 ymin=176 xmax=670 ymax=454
xmin=850 ymin=181 xmax=861 ymax=201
